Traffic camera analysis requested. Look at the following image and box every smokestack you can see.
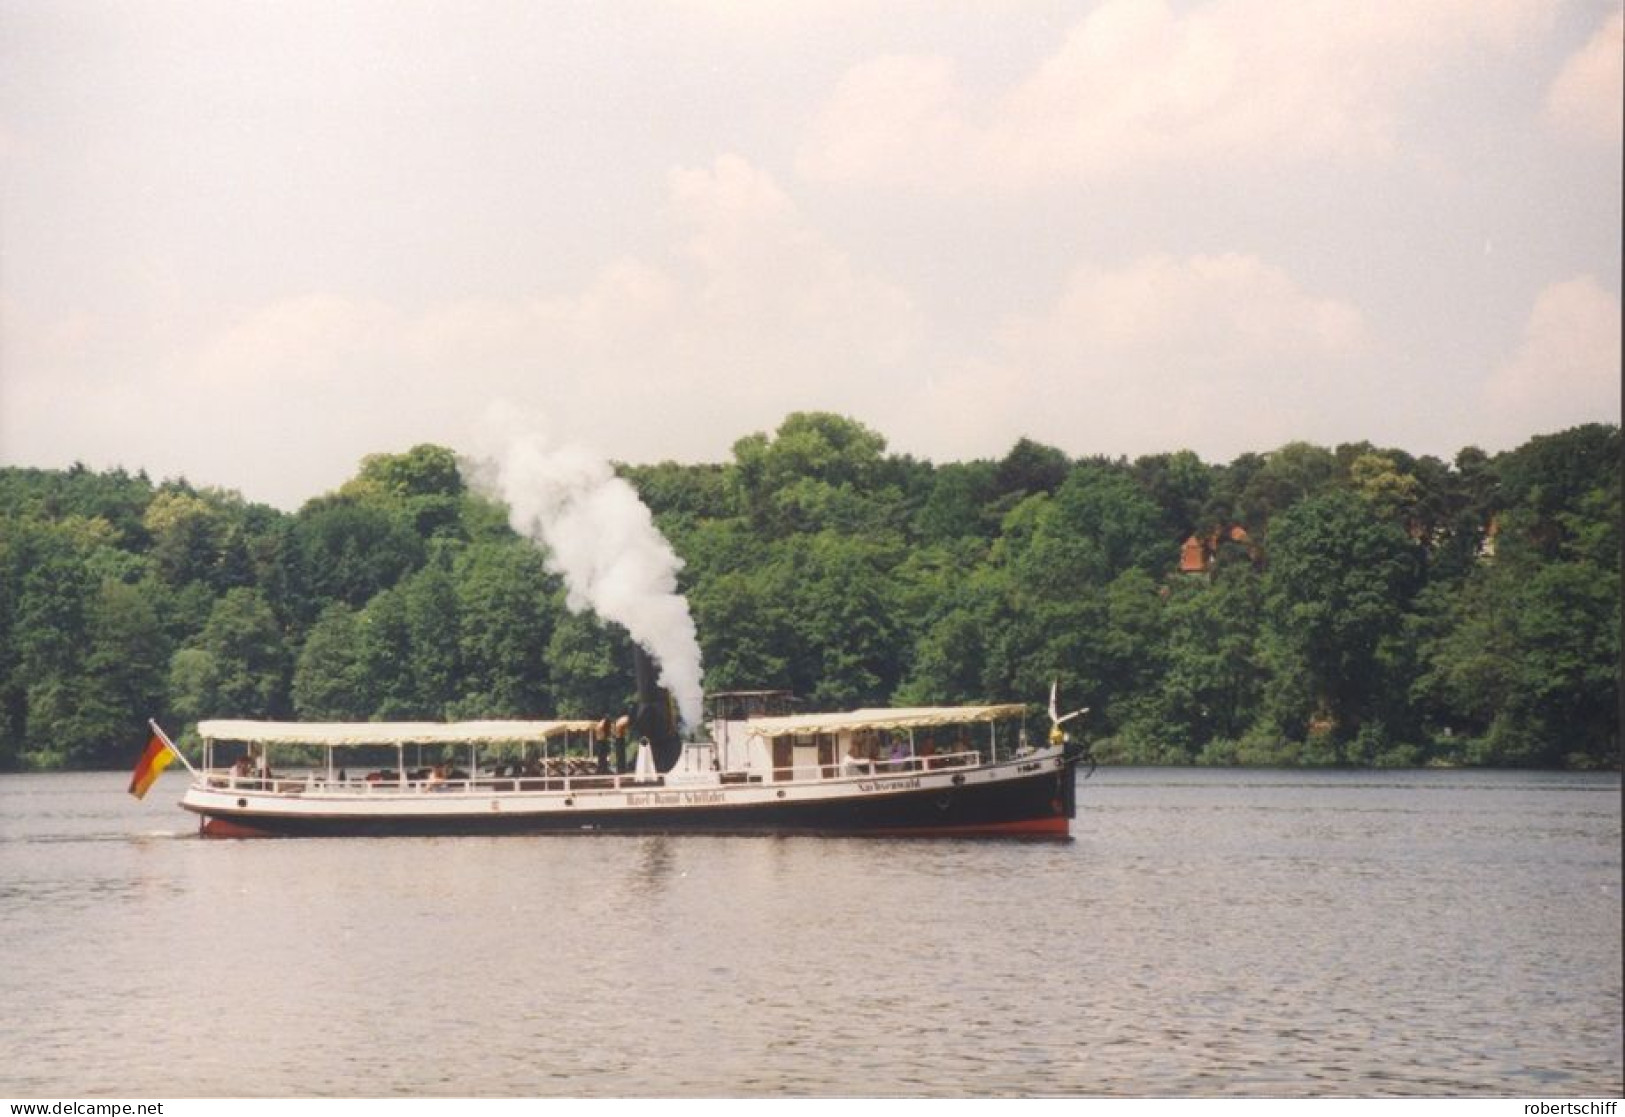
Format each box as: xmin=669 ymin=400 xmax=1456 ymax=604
xmin=633 ymin=644 xmax=683 ymax=773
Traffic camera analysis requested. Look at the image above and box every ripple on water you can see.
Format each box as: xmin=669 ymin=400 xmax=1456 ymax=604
xmin=0 ymin=769 xmax=1618 ymax=1096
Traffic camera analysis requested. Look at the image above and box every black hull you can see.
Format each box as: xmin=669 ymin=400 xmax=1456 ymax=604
xmin=192 ymin=764 xmax=1078 ymax=840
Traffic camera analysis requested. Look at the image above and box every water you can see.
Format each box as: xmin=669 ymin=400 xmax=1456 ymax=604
xmin=1 ymin=767 xmax=1618 ymax=1097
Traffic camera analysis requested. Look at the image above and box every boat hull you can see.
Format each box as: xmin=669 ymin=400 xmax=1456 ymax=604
xmin=181 ymin=754 xmax=1079 ymax=839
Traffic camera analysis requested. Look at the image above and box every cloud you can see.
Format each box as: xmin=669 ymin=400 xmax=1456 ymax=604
xmin=1482 ymin=275 xmax=1622 ymax=445
xmin=0 ymin=155 xmax=924 ymax=506
xmin=798 ymin=0 xmax=1557 ymax=189
xmin=183 ymin=294 xmax=403 ymax=390
xmin=662 ymin=154 xmax=922 ymax=373
xmin=895 ymin=252 xmax=1368 ymax=460
xmin=401 ymin=154 xmax=925 ymax=436
xmin=1546 ymin=10 xmax=1624 ymax=144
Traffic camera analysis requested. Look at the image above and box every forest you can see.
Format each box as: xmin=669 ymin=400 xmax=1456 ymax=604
xmin=0 ymin=414 xmax=1617 ymax=771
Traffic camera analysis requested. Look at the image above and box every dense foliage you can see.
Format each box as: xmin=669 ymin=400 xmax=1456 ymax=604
xmin=1 ymin=418 xmax=1617 ymax=770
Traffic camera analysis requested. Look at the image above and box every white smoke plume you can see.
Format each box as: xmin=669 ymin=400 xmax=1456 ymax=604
xmin=474 ymin=423 xmax=704 ymax=730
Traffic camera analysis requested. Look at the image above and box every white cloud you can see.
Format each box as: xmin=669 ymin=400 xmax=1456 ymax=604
xmin=894 ymin=252 xmax=1368 ymax=460
xmin=0 ymin=155 xmax=925 ymax=506
xmin=1546 ymin=10 xmax=1624 ymax=144
xmin=663 ymin=154 xmax=921 ymax=372
xmin=183 ymin=295 xmax=404 ymax=390
xmin=798 ymin=0 xmax=1558 ymax=189
xmin=399 ymin=154 xmax=925 ymax=439
xmin=1482 ymin=275 xmax=1622 ymax=444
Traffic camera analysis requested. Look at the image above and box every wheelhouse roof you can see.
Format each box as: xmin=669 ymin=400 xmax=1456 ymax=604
xmin=745 ymin=705 xmax=1027 ymax=739
xmin=197 ymin=720 xmax=600 ymax=747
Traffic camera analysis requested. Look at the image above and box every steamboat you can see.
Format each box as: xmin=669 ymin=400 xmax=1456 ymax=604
xmin=155 ymin=673 xmax=1090 ymax=839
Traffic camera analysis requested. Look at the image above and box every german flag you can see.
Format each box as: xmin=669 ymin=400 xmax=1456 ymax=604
xmin=128 ymin=733 xmax=177 ymax=799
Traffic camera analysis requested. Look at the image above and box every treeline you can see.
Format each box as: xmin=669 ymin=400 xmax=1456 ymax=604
xmin=0 ymin=415 xmax=1617 ymax=771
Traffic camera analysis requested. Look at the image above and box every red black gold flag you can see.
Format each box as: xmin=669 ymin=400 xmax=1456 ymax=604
xmin=128 ymin=733 xmax=176 ymax=799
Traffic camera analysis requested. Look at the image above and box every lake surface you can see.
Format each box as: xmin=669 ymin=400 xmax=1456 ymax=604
xmin=1 ymin=767 xmax=1618 ymax=1098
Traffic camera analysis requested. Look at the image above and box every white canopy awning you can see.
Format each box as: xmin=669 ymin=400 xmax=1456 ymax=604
xmin=197 ymin=720 xmax=599 ymax=747
xmin=745 ymin=705 xmax=1027 ymax=739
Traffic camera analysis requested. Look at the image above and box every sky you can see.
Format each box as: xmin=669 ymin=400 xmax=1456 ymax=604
xmin=1 ymin=0 xmax=1620 ymax=510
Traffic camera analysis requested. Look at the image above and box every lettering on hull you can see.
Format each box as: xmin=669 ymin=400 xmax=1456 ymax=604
xmin=625 ymin=790 xmax=727 ymax=808
xmin=857 ymin=777 xmax=922 ymax=793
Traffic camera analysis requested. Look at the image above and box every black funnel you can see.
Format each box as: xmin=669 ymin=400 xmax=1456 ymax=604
xmin=632 ymin=644 xmax=683 ymax=773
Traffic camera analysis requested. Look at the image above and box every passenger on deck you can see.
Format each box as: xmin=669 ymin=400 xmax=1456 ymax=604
xmin=887 ymin=740 xmax=911 ymax=771
xmin=427 ymin=763 xmax=450 ymax=791
xmin=841 ymin=741 xmax=872 ymax=777
xmin=231 ymin=756 xmax=252 ymax=780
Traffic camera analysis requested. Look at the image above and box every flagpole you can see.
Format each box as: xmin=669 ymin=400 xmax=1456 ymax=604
xmin=147 ymin=718 xmax=199 ymax=777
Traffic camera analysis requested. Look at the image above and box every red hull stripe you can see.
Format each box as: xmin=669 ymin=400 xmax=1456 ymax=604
xmin=200 ymin=816 xmax=285 ymax=839
xmin=849 ymin=816 xmax=1070 ymax=838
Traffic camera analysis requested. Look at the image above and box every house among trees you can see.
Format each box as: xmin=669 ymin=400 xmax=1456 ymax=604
xmin=1179 ymin=524 xmax=1260 ymax=574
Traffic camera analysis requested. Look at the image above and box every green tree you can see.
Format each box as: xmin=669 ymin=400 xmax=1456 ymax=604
xmin=690 ymin=568 xmax=794 ymax=693
xmin=779 ymin=532 xmax=906 ymax=708
xmin=895 ymin=594 xmax=993 ymax=705
xmin=994 ymin=438 xmax=1070 ymax=501
xmin=403 ymin=565 xmax=462 ymax=716
xmin=1235 ymin=442 xmax=1338 ymax=531
xmin=914 ymin=461 xmax=1000 ymax=543
xmin=1132 ymin=450 xmax=1215 ymax=543
xmin=179 ymin=588 xmax=290 ymax=720
xmin=731 ymin=412 xmax=893 ymax=535
xmin=73 ymin=580 xmax=170 ymax=766
xmin=345 ymin=444 xmax=469 ymax=541
xmin=292 ymin=604 xmax=370 ymax=720
xmin=5 ymin=520 xmax=97 ymax=764
xmin=3 ymin=421 xmax=1619 ymax=772
xmin=545 ymin=607 xmax=630 ymax=719
xmin=1146 ymin=563 xmax=1267 ymax=761
xmin=1262 ymin=490 xmax=1421 ymax=756
xmin=622 ymin=461 xmax=735 ymax=526
xmin=1495 ymin=424 xmax=1620 ymax=558
xmin=451 ymin=543 xmax=556 ymax=716
xmin=286 ymin=497 xmax=425 ymax=618
xmin=144 ymin=490 xmax=226 ymax=587
xmin=358 ymin=586 xmax=416 ymax=718
xmin=1348 ymin=452 xmax=1422 ymax=526
xmin=1007 ymin=464 xmax=1170 ymax=600
xmin=1417 ymin=445 xmax=1621 ymax=766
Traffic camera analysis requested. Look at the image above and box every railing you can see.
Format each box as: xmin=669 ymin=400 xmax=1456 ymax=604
xmin=200 ymin=768 xmax=669 ymax=796
xmin=197 ymin=747 xmax=993 ymax=797
xmin=813 ymin=749 xmax=982 ymax=780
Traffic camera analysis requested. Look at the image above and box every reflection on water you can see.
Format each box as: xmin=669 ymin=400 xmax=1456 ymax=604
xmin=0 ymin=768 xmax=1618 ymax=1097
